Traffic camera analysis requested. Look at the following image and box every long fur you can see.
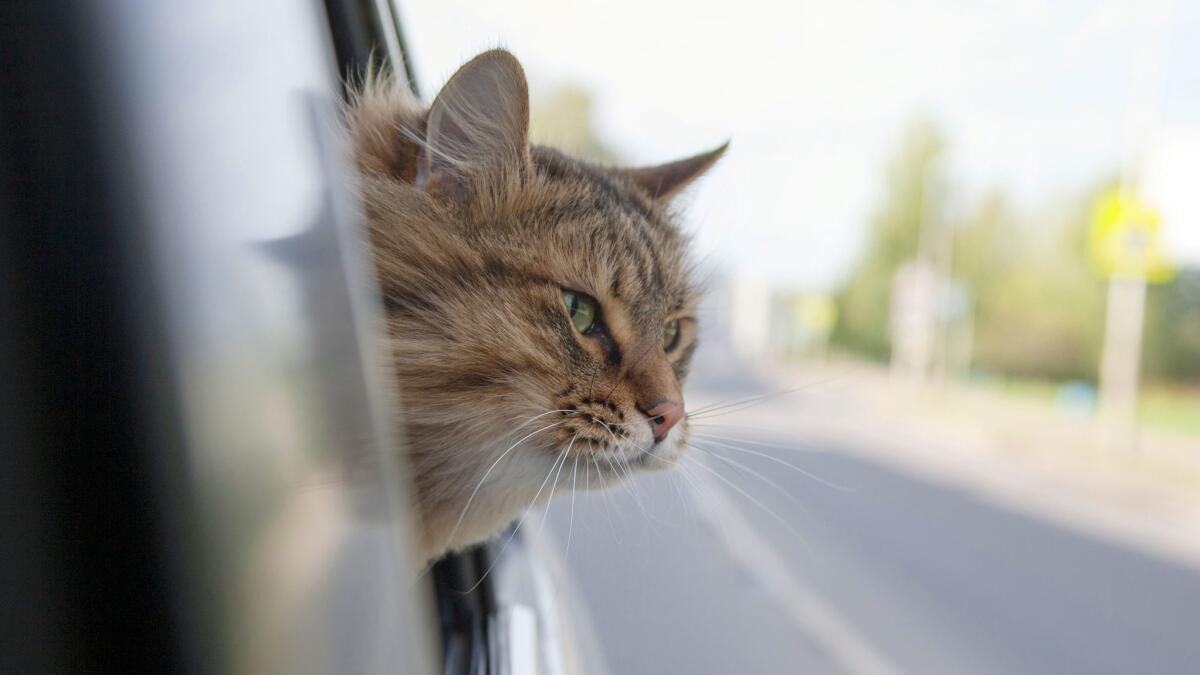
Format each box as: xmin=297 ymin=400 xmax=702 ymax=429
xmin=346 ymin=50 xmax=721 ymax=562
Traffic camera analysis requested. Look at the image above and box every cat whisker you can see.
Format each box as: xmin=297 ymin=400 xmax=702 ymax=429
xmin=550 ymin=408 xmax=644 ymax=438
xmin=594 ymin=418 xmax=624 ymax=449
xmin=691 ymin=421 xmax=789 ymax=431
xmin=464 ymin=444 xmax=572 ymax=593
xmin=507 ymin=409 xmax=578 ymax=432
xmin=534 ymin=438 xmax=573 ymax=543
xmin=674 ymin=459 xmax=710 ymax=515
xmin=686 ymin=398 xmax=815 ymax=422
xmin=442 ymin=419 xmax=568 ymax=552
xmin=686 ymin=443 xmax=815 ymax=520
xmin=602 ymin=451 xmax=653 ymax=525
xmin=617 ymin=451 xmax=676 ymax=531
xmin=590 ymin=452 xmax=624 ymax=541
xmin=665 ymin=466 xmax=687 ymax=522
xmin=585 ymin=416 xmax=641 ymax=428
xmin=685 ymin=373 xmax=850 ymax=421
xmin=684 ymin=454 xmax=801 ymax=538
xmin=685 ymin=388 xmax=801 ymax=418
xmin=638 ymin=446 xmax=696 ymax=529
xmin=355 ymin=50 xmax=729 ymax=564
xmin=691 ymin=437 xmax=853 ymax=493
xmin=673 ymin=455 xmax=715 ymax=508
xmin=656 ymin=455 xmax=703 ymax=528
xmin=590 ymin=439 xmax=628 ymax=523
xmin=601 ymin=451 xmax=631 ymax=490
xmin=614 ymin=451 xmax=662 ymax=530
xmin=690 ymin=431 xmax=827 ymax=454
xmin=564 ymin=453 xmax=581 ymax=562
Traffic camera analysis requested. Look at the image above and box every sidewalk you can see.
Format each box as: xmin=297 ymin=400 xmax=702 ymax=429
xmin=704 ymin=359 xmax=1200 ymax=570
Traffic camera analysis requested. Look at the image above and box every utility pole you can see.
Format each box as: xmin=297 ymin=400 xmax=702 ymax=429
xmin=1091 ymin=192 xmax=1173 ymax=454
xmin=1095 ymin=2 xmax=1175 ymax=455
xmin=1097 ymin=276 xmax=1147 ymax=454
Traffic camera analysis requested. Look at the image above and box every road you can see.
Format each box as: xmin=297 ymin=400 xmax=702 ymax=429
xmin=545 ymin=373 xmax=1200 ymax=674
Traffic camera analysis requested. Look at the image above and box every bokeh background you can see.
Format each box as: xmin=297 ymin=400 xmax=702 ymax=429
xmin=7 ymin=1 xmax=1196 ymax=673
xmin=403 ymin=0 xmax=1200 ymax=430
xmin=398 ymin=2 xmax=1200 ymax=673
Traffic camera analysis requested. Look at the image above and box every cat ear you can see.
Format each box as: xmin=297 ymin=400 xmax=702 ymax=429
xmin=418 ymin=49 xmax=530 ymax=201
xmin=613 ymin=142 xmax=728 ymax=201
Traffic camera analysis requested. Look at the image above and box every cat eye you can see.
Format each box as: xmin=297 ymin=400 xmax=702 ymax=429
xmin=663 ymin=319 xmax=680 ymax=352
xmin=562 ymin=290 xmax=597 ymax=334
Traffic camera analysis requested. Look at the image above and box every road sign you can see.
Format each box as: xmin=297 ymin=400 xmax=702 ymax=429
xmin=1088 ymin=190 xmax=1173 ymax=454
xmin=1089 ymin=190 xmax=1175 ymax=283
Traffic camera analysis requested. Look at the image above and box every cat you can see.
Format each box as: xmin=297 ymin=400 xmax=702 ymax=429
xmin=347 ymin=49 xmax=724 ymax=563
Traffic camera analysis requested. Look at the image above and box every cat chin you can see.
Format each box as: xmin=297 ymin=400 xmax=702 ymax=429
xmin=418 ymin=429 xmax=690 ymax=563
xmin=635 ymin=426 xmax=688 ymax=472
xmin=585 ymin=439 xmax=683 ymax=477
xmin=588 ymin=425 xmax=687 ymax=474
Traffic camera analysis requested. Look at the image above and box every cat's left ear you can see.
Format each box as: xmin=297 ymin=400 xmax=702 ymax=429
xmin=418 ymin=49 xmax=531 ymax=201
xmin=612 ymin=142 xmax=728 ymax=202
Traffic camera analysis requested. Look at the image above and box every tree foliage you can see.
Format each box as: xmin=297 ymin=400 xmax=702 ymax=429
xmin=834 ymin=119 xmax=1200 ymax=383
xmin=831 ymin=119 xmax=947 ymax=360
xmin=1144 ymin=270 xmax=1200 ymax=381
xmin=958 ymin=192 xmax=1107 ymax=381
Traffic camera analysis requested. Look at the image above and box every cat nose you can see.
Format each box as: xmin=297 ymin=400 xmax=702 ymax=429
xmin=642 ymin=400 xmax=684 ymax=442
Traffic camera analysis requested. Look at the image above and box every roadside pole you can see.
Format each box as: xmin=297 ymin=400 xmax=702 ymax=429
xmin=1097 ymin=276 xmax=1147 ymax=454
xmin=1096 ymin=3 xmax=1175 ymax=455
xmin=1090 ymin=191 xmax=1174 ymax=455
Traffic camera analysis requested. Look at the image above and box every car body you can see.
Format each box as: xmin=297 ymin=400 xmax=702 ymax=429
xmin=0 ymin=2 xmax=604 ymax=673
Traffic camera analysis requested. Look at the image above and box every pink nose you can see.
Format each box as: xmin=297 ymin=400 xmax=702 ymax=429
xmin=644 ymin=401 xmax=684 ymax=442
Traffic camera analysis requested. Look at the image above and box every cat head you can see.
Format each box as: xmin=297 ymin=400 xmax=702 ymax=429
xmin=350 ymin=50 xmax=724 ymax=557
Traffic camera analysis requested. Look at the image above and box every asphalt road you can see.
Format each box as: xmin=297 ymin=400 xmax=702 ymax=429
xmin=545 ymin=378 xmax=1200 ymax=675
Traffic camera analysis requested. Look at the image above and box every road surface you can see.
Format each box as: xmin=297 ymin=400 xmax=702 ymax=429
xmin=545 ymin=375 xmax=1200 ymax=674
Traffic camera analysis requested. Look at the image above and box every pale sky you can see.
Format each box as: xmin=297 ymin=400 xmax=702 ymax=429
xmin=398 ymin=0 xmax=1200 ymax=289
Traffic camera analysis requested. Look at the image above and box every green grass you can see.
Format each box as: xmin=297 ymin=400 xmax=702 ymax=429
xmin=1139 ymin=386 xmax=1200 ymax=438
xmin=967 ymin=374 xmax=1200 ymax=438
xmin=993 ymin=377 xmax=1061 ymax=404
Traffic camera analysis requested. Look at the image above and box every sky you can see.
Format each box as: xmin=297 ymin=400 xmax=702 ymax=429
xmin=397 ymin=0 xmax=1200 ymax=289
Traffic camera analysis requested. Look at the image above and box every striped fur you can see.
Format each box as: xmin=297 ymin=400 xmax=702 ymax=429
xmin=347 ymin=50 xmax=723 ymax=561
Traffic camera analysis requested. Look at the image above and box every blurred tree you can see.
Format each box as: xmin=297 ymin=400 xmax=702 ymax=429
xmin=964 ymin=193 xmax=1106 ymax=381
xmin=1143 ymin=268 xmax=1200 ymax=381
xmin=529 ymin=85 xmax=618 ymax=164
xmin=835 ymin=117 xmax=1115 ymax=379
xmin=953 ymin=190 xmax=1014 ymax=311
xmin=837 ymin=116 xmax=1197 ymax=384
xmin=832 ymin=119 xmax=947 ymax=360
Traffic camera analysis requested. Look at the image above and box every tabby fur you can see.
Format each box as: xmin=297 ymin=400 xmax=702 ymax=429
xmin=347 ymin=50 xmax=724 ymax=561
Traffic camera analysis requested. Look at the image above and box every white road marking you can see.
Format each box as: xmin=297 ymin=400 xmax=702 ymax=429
xmin=688 ymin=463 xmax=901 ymax=675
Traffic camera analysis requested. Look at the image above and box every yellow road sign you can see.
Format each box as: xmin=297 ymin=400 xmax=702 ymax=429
xmin=1089 ymin=190 xmax=1175 ymax=283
